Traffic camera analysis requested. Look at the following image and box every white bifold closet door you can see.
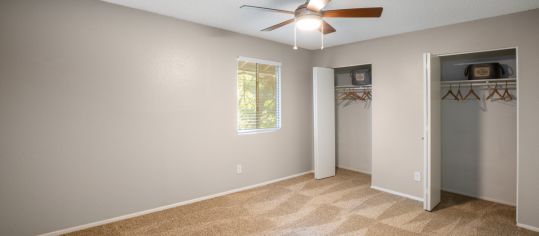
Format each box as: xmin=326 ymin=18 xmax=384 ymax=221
xmin=313 ymin=67 xmax=335 ymax=180
xmin=424 ymin=53 xmax=442 ymax=211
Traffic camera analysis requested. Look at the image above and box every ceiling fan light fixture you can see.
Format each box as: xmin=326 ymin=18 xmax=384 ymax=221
xmin=296 ymin=15 xmax=322 ymax=31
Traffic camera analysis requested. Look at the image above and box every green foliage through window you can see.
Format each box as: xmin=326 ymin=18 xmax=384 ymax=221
xmin=237 ymin=59 xmax=281 ymax=132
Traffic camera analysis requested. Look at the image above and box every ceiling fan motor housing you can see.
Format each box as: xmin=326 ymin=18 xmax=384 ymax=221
xmin=295 ymin=4 xmax=322 ymax=18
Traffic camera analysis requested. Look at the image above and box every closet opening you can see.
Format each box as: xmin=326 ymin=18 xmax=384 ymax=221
xmin=312 ymin=64 xmax=373 ymax=181
xmin=424 ymin=48 xmax=518 ymax=215
xmin=334 ymin=64 xmax=372 ymax=175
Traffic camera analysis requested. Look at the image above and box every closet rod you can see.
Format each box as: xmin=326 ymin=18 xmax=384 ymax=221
xmin=335 ymin=85 xmax=372 ymax=91
xmin=441 ymin=78 xmax=516 ymax=87
xmin=335 ymin=88 xmax=372 ymax=91
xmin=441 ymin=83 xmax=516 ymax=88
xmin=335 ymin=85 xmax=371 ymax=88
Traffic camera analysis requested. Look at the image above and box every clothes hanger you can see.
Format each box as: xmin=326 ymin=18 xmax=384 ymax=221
xmin=352 ymin=90 xmax=365 ymax=101
xmin=364 ymin=89 xmax=372 ymax=100
xmin=486 ymin=82 xmax=504 ymax=100
xmin=339 ymin=89 xmax=358 ymax=101
xmin=360 ymin=88 xmax=371 ymax=101
xmin=463 ymin=83 xmax=480 ymax=100
xmin=342 ymin=91 xmax=355 ymax=100
xmin=501 ymin=81 xmax=513 ymax=101
xmin=455 ymin=83 xmax=464 ymax=101
xmin=442 ymin=84 xmax=459 ymax=100
xmin=337 ymin=89 xmax=348 ymax=100
xmin=338 ymin=88 xmax=355 ymax=100
xmin=357 ymin=89 xmax=365 ymax=99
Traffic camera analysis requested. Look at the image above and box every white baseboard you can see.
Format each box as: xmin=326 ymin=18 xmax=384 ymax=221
xmin=442 ymin=188 xmax=516 ymax=206
xmin=517 ymin=223 xmax=539 ymax=232
xmin=337 ymin=166 xmax=371 ymax=175
xmin=39 ymin=170 xmax=313 ymax=236
xmin=371 ymin=185 xmax=424 ymax=202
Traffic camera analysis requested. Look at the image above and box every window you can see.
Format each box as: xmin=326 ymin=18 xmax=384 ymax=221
xmin=237 ymin=57 xmax=281 ymax=133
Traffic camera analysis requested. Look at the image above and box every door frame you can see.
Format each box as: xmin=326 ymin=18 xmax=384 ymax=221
xmin=422 ymin=47 xmax=519 ymax=215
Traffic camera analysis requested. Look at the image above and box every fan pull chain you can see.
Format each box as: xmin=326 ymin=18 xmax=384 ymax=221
xmin=293 ymin=18 xmax=298 ymax=50
xmin=320 ymin=22 xmax=324 ymax=50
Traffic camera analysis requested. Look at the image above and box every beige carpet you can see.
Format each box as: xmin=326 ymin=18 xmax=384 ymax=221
xmin=68 ymin=169 xmax=538 ymax=235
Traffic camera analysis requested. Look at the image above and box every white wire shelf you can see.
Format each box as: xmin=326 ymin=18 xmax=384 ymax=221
xmin=335 ymin=85 xmax=372 ymax=90
xmin=441 ymin=78 xmax=516 ymax=87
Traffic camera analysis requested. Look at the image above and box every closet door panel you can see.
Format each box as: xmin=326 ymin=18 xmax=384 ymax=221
xmin=424 ymin=53 xmax=442 ymax=211
xmin=313 ymin=67 xmax=335 ymax=179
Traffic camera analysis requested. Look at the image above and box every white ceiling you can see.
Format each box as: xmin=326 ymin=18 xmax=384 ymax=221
xmin=103 ymin=0 xmax=539 ymax=50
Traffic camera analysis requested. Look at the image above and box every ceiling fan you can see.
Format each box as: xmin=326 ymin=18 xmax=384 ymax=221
xmin=240 ymin=0 xmax=383 ymax=36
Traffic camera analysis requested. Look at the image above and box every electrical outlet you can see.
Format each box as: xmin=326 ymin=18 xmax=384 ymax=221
xmin=414 ymin=171 xmax=421 ymax=182
xmin=236 ymin=164 xmax=242 ymax=174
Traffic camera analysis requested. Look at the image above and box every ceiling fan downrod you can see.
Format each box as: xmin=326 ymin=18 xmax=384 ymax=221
xmin=321 ymin=22 xmax=324 ymax=50
xmin=293 ymin=19 xmax=298 ymax=50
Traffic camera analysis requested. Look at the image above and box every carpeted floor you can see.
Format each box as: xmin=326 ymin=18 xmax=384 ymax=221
xmin=68 ymin=169 xmax=538 ymax=235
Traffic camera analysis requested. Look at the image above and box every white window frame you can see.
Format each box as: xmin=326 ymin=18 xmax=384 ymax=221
xmin=236 ymin=56 xmax=282 ymax=135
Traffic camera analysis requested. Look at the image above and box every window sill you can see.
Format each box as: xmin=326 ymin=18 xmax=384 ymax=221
xmin=237 ymin=128 xmax=280 ymax=135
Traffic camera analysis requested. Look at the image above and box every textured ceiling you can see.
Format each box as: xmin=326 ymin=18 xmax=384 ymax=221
xmin=102 ymin=0 xmax=539 ymax=50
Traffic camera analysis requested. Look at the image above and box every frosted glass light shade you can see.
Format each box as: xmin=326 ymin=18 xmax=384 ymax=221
xmin=296 ymin=15 xmax=322 ymax=31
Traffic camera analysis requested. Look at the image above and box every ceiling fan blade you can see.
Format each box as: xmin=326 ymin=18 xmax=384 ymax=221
xmin=319 ymin=21 xmax=336 ymax=34
xmin=306 ymin=0 xmax=332 ymax=12
xmin=323 ymin=7 xmax=383 ymax=18
xmin=261 ymin=18 xmax=295 ymax=31
xmin=240 ymin=5 xmax=294 ymax=15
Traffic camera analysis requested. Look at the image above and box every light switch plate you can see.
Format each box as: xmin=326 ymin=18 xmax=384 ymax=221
xmin=236 ymin=164 xmax=242 ymax=174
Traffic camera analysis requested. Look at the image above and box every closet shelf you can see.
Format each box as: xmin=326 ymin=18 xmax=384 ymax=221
xmin=441 ymin=78 xmax=516 ymax=87
xmin=335 ymin=85 xmax=372 ymax=90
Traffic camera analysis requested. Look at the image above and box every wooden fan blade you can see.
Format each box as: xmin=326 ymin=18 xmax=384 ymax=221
xmin=240 ymin=5 xmax=294 ymax=15
xmin=261 ymin=18 xmax=295 ymax=31
xmin=319 ymin=21 xmax=336 ymax=34
xmin=306 ymin=0 xmax=332 ymax=12
xmin=323 ymin=7 xmax=383 ymax=18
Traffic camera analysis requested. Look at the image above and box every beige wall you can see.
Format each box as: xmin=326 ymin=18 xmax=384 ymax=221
xmin=336 ymin=102 xmax=372 ymax=174
xmin=1 ymin=0 xmax=538 ymax=234
xmin=442 ymin=96 xmax=516 ymax=205
xmin=0 ymin=1 xmax=313 ymax=235
xmin=313 ymin=9 xmax=539 ymax=228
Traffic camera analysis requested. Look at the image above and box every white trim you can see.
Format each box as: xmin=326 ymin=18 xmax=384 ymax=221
xmin=371 ymin=185 xmax=424 ymax=202
xmin=442 ymin=188 xmax=515 ymax=206
xmin=435 ymin=46 xmax=518 ymax=57
xmin=236 ymin=56 xmax=282 ymax=135
xmin=515 ymin=46 xmax=520 ymax=223
xmin=517 ymin=223 xmax=539 ymax=232
xmin=39 ymin=170 xmax=313 ymax=236
xmin=238 ymin=128 xmax=280 ymax=135
xmin=333 ymin=62 xmax=373 ymax=70
xmin=337 ymin=166 xmax=371 ymax=175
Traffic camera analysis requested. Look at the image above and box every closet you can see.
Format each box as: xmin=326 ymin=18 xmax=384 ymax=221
xmin=335 ymin=65 xmax=372 ymax=174
xmin=424 ymin=48 xmax=517 ymax=210
xmin=313 ymin=64 xmax=372 ymax=179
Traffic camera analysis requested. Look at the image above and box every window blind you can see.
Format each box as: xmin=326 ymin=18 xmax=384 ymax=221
xmin=237 ymin=57 xmax=281 ymax=133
